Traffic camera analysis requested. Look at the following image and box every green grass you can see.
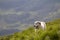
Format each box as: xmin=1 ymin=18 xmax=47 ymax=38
xmin=0 ymin=19 xmax=60 ymax=40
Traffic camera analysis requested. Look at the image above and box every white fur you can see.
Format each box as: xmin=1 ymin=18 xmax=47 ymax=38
xmin=34 ymin=21 xmax=46 ymax=32
xmin=41 ymin=22 xmax=46 ymax=30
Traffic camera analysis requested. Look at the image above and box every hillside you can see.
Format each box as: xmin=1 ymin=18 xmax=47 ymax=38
xmin=0 ymin=0 xmax=60 ymax=34
xmin=0 ymin=19 xmax=60 ymax=40
xmin=0 ymin=0 xmax=60 ymax=36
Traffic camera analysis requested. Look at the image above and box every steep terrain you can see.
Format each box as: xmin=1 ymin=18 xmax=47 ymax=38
xmin=0 ymin=0 xmax=60 ymax=36
xmin=0 ymin=19 xmax=60 ymax=40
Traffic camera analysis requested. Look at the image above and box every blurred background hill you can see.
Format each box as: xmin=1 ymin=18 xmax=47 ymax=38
xmin=0 ymin=0 xmax=60 ymax=36
xmin=0 ymin=19 xmax=60 ymax=40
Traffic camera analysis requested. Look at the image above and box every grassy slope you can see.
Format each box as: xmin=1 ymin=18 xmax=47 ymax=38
xmin=0 ymin=19 xmax=60 ymax=40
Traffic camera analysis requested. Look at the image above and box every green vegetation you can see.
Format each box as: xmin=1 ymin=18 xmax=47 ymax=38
xmin=0 ymin=19 xmax=60 ymax=40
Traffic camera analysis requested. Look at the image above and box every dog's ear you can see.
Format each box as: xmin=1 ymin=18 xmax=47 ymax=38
xmin=39 ymin=22 xmax=41 ymax=25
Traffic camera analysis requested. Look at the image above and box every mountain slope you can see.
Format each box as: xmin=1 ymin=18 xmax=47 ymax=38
xmin=0 ymin=19 xmax=60 ymax=40
xmin=0 ymin=0 xmax=60 ymax=36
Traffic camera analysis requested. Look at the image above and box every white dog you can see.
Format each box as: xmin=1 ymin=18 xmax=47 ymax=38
xmin=34 ymin=21 xmax=46 ymax=32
